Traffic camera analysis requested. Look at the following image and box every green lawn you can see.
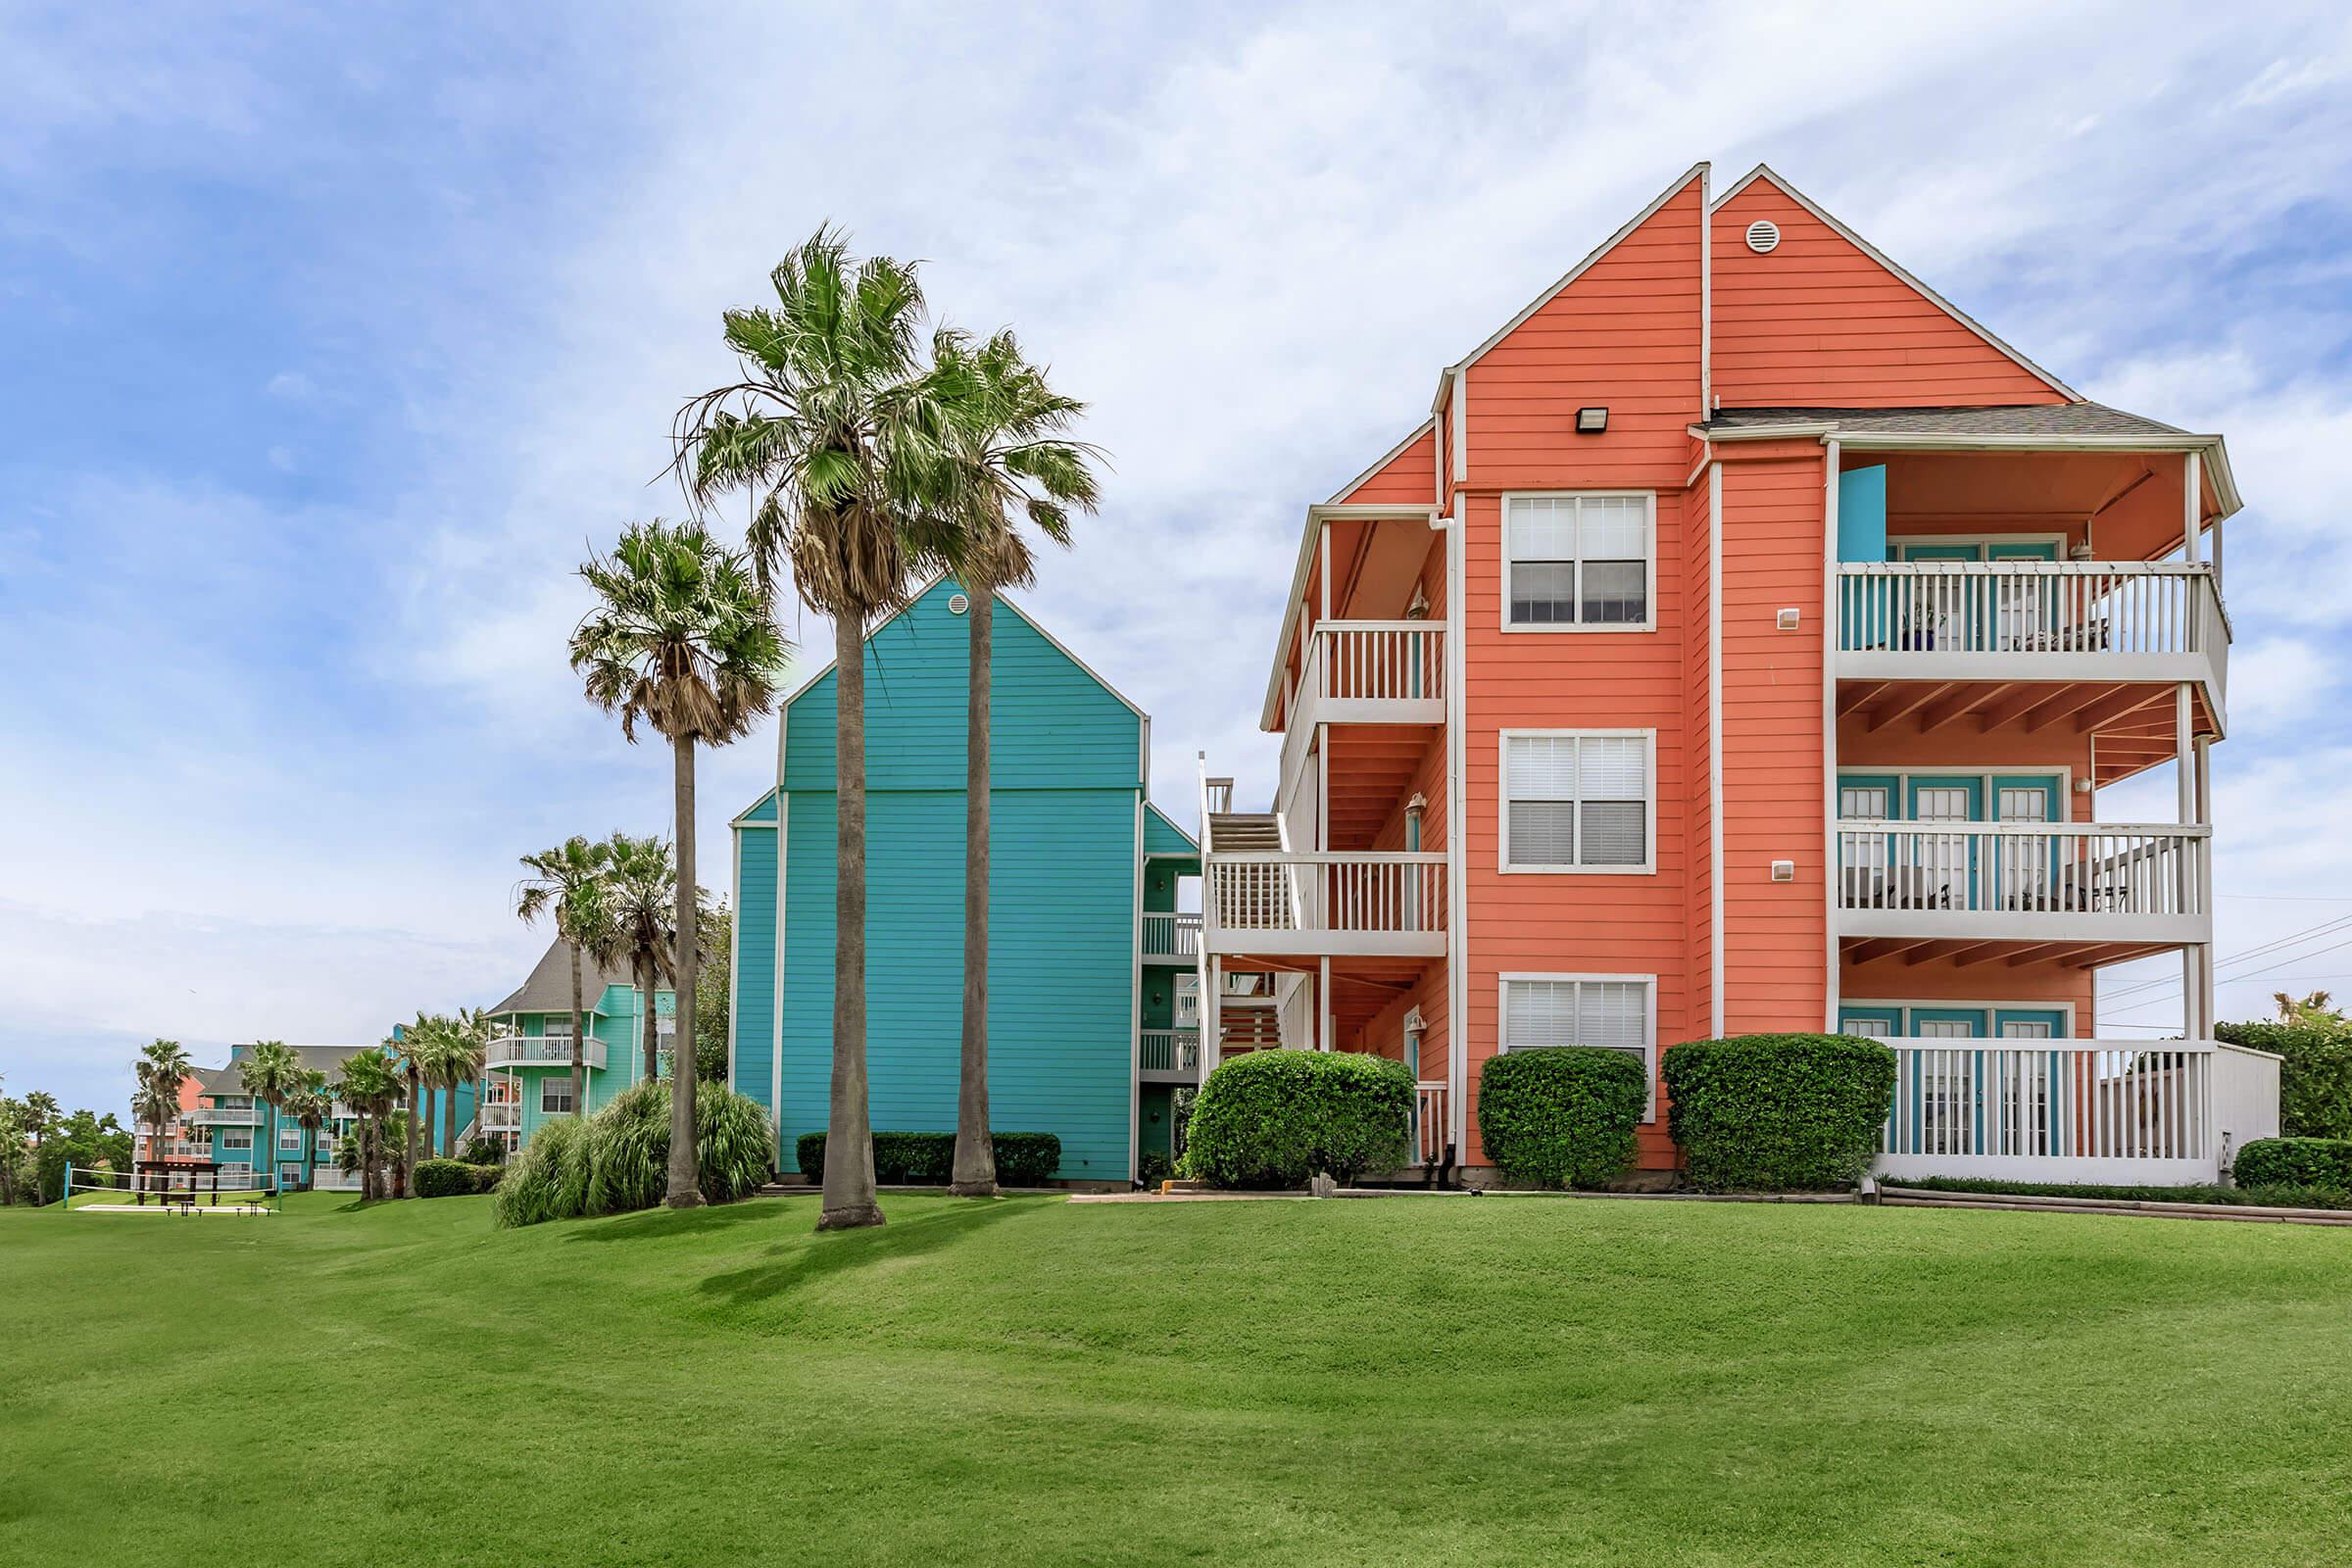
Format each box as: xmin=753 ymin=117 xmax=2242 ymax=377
xmin=4 ymin=1191 xmax=2349 ymax=1567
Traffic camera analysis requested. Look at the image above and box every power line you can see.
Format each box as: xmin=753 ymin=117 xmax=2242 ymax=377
xmin=2105 ymin=932 xmax=2352 ymax=1016
xmin=2100 ymin=911 xmax=2352 ymax=1004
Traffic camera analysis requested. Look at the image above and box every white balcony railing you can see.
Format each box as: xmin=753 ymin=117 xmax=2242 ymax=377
xmin=183 ymin=1105 xmax=262 ymax=1127
xmin=1836 ymin=562 xmax=2229 ymax=711
xmin=1303 ymin=621 xmax=1445 ymax=718
xmin=1203 ymin=852 xmax=1446 ymax=956
xmin=1142 ymin=911 xmax=1201 ymax=962
xmin=478 ymin=1101 xmax=521 ymax=1132
xmin=1141 ymin=1028 xmax=1201 ymax=1074
xmin=485 ymin=1035 xmax=608 ymax=1071
xmin=1410 ymin=1082 xmax=1449 ymax=1167
xmin=1876 ymin=1039 xmax=2279 ymax=1183
xmin=1836 ymin=822 xmax=2209 ymax=942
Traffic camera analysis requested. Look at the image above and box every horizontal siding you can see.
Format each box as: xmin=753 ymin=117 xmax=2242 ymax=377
xmin=785 ymin=578 xmax=1143 ymax=794
xmin=1339 ymin=423 xmax=1437 ymax=505
xmin=1143 ymin=802 xmax=1197 ymax=857
xmin=1712 ymin=181 xmax=2067 ymax=409
xmin=732 ymin=821 xmax=777 ymax=1110
xmin=780 ymin=788 xmax=1136 ymax=1182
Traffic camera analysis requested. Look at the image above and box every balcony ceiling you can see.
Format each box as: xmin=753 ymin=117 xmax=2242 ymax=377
xmin=1841 ymin=934 xmax=2184 ymax=973
xmin=1837 ymin=679 xmax=2217 ymax=785
xmin=1323 ymin=726 xmax=1439 ymax=850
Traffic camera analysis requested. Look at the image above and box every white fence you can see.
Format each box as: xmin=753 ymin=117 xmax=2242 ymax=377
xmin=1836 ymin=822 xmax=2208 ymax=918
xmin=486 ymin=1035 xmax=608 ymax=1071
xmin=1140 ymin=1028 xmax=1201 ymax=1073
xmin=1876 ymin=1039 xmax=2279 ymax=1183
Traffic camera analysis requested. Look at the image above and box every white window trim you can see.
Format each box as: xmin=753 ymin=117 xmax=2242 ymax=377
xmin=539 ymin=1079 xmax=576 ymax=1114
xmin=1498 ymin=728 xmax=1658 ymax=875
xmin=1498 ymin=490 xmax=1657 ymax=633
xmin=1839 ymin=998 xmax=2079 ymax=1038
xmin=1497 ymin=972 xmax=1659 ymax=1118
xmin=1886 ymin=531 xmax=2069 ymax=556
xmin=220 ymin=1130 xmax=255 ymax=1152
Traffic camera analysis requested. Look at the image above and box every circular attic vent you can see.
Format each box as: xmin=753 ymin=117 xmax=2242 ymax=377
xmin=948 ymin=592 xmax=971 ymax=614
xmin=1744 ymin=219 xmax=1782 ymax=255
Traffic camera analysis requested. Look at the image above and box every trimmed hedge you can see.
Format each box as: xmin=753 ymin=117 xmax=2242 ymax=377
xmin=414 ymin=1159 xmax=505 ymax=1198
xmin=2230 ymin=1136 xmax=2352 ymax=1190
xmin=2214 ymin=1022 xmax=2352 ymax=1139
xmin=1893 ymin=1175 xmax=2352 ymax=1210
xmin=1664 ymin=1034 xmax=1897 ymax=1192
xmin=1182 ymin=1051 xmax=1413 ymax=1188
xmin=795 ymin=1131 xmax=1063 ymax=1188
xmin=1477 ymin=1048 xmax=1647 ymax=1189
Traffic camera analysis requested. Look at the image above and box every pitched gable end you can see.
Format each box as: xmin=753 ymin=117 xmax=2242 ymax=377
xmin=1710 ymin=165 xmax=2078 ymax=409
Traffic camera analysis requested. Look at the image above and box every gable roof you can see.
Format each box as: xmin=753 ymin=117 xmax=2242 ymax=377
xmin=486 ymin=937 xmax=629 ymax=1018
xmin=1711 ymin=164 xmax=2081 ymax=404
xmin=1144 ymin=802 xmax=1200 ymax=856
xmin=195 ymin=1044 xmax=370 ymax=1095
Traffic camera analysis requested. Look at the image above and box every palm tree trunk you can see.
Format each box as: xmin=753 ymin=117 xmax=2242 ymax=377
xmin=951 ymin=583 xmax=998 ymax=1198
xmin=443 ymin=1079 xmax=457 ymax=1158
xmin=568 ymin=945 xmax=586 ymax=1117
xmin=665 ymin=732 xmax=705 ymax=1208
xmin=359 ymin=1115 xmax=375 ymax=1201
xmin=819 ymin=607 xmax=884 ymax=1229
xmin=638 ymin=954 xmax=658 ymax=1083
xmin=404 ymin=1069 xmax=421 ymax=1197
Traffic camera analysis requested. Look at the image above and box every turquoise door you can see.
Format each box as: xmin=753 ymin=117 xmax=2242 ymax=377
xmin=1904 ymin=776 xmax=1984 ymax=909
xmin=1907 ymin=1008 xmax=1988 ymax=1155
xmin=1899 ymin=544 xmax=1986 ymax=651
xmin=1837 ymin=774 xmax=1899 ymax=907
xmin=1989 ymin=774 xmax=2062 ymax=908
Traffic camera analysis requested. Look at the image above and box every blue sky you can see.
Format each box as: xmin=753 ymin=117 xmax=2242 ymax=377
xmin=5 ymin=1 xmax=2351 ymax=1116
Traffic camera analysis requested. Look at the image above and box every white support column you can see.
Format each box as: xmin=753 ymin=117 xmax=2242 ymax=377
xmin=2196 ymin=732 xmax=2216 ymax=1033
xmin=1319 ymin=519 xmax=1333 ymax=619
xmin=1822 ymin=439 xmax=1840 ymax=1030
xmin=2181 ymin=452 xmax=2202 ymax=565
xmin=1318 ymin=956 xmax=1333 ymax=1053
xmin=1204 ymin=957 xmax=1223 ymax=1074
xmin=1444 ymin=505 xmax=1469 ymax=1152
xmin=2211 ymin=515 xmax=2225 ymax=597
xmin=2177 ymin=682 xmax=2200 ymax=1040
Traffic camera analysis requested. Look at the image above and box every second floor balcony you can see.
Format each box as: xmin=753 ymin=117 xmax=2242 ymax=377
xmin=1836 ymin=820 xmax=2209 ymax=946
xmin=485 ymin=1034 xmax=608 ymax=1071
xmin=479 ymin=1101 xmax=521 ymax=1132
xmin=184 ymin=1105 xmax=262 ymax=1128
xmin=1836 ymin=562 xmax=2228 ymax=730
xmin=1203 ymin=852 xmax=1446 ymax=958
xmin=1141 ymin=911 xmax=1201 ymax=963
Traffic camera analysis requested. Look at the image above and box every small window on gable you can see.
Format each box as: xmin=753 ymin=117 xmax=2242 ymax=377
xmin=1504 ymin=493 xmax=1653 ymax=629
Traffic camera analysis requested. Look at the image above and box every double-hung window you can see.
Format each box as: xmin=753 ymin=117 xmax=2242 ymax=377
xmin=1501 ymin=731 xmax=1654 ymax=872
xmin=1499 ymin=975 xmax=1656 ymax=1112
xmin=540 ymin=1078 xmax=575 ymax=1115
xmin=1503 ymin=493 xmax=1653 ymax=628
xmin=220 ymin=1129 xmax=254 ymax=1152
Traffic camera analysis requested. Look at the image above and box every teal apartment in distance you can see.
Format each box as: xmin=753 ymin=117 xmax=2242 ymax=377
xmin=186 ymin=1042 xmax=473 ymax=1191
xmin=730 ymin=576 xmax=1201 ymax=1185
xmin=478 ymin=939 xmax=675 ymax=1155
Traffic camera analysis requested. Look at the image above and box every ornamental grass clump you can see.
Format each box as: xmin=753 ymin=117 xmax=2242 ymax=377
xmin=493 ymin=1116 xmax=591 ymax=1228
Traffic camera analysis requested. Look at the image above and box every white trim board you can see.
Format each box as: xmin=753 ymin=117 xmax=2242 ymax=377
xmin=1709 ymin=163 xmax=2081 ymax=403
xmin=1495 ymin=971 xmax=1660 ymax=1118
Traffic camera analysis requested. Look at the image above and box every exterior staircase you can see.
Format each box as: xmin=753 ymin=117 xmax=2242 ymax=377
xmin=1207 ymin=812 xmax=1281 ymax=854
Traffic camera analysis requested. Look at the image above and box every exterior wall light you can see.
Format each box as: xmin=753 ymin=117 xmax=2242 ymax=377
xmin=1575 ymin=407 xmax=1608 ymax=434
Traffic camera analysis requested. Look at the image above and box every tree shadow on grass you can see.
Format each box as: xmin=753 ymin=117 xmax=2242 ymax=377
xmin=692 ymin=1196 xmax=1041 ymax=1302
xmin=560 ymin=1197 xmax=800 ymax=1245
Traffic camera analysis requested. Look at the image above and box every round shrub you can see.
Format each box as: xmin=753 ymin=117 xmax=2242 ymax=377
xmin=1663 ymin=1034 xmax=1896 ymax=1192
xmin=1182 ymin=1051 xmax=1413 ymax=1188
xmin=1477 ymin=1048 xmax=1648 ymax=1189
xmin=413 ymin=1158 xmax=475 ymax=1199
xmin=2215 ymin=1022 xmax=2352 ymax=1139
xmin=2230 ymin=1136 xmax=2352 ymax=1191
xmin=492 ymin=1116 xmax=590 ymax=1228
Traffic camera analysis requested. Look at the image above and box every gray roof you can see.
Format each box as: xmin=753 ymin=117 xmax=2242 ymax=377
xmin=485 ymin=937 xmax=630 ymax=1018
xmin=195 ymin=1044 xmax=368 ymax=1095
xmin=1700 ymin=403 xmax=2184 ymax=438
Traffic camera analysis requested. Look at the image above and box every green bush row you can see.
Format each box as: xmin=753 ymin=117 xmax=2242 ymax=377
xmin=2230 ymin=1136 xmax=2352 ymax=1190
xmin=493 ymin=1081 xmax=776 ymax=1228
xmin=1663 ymin=1035 xmax=1896 ymax=1192
xmin=1182 ymin=1051 xmax=1412 ymax=1188
xmin=1890 ymin=1175 xmax=2352 ymax=1210
xmin=1476 ymin=1048 xmax=1648 ymax=1189
xmin=412 ymin=1159 xmax=503 ymax=1198
xmin=2213 ymin=1022 xmax=2352 ymax=1139
xmin=793 ymin=1131 xmax=1061 ymax=1187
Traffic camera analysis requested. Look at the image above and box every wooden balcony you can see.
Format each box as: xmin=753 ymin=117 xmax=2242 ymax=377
xmin=1836 ymin=821 xmax=2209 ymax=949
xmin=1140 ymin=1028 xmax=1201 ymax=1081
xmin=1202 ymin=852 xmax=1446 ymax=958
xmin=478 ymin=1101 xmax=521 ymax=1132
xmin=183 ymin=1105 xmax=262 ymax=1128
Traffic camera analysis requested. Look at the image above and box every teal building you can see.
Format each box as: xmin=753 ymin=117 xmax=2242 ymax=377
xmin=479 ymin=939 xmax=675 ymax=1153
xmin=730 ymin=577 xmax=1200 ymax=1185
xmin=187 ymin=1041 xmax=475 ymax=1190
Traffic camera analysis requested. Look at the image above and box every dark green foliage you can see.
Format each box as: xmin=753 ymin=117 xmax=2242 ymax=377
xmin=496 ymin=1083 xmax=774 ymax=1228
xmin=1137 ymin=1152 xmax=1172 ymax=1186
xmin=34 ymin=1109 xmax=134 ymax=1204
xmin=1477 ymin=1048 xmax=1648 ymax=1189
xmin=469 ymin=1163 xmax=505 ymax=1194
xmin=493 ymin=1117 xmax=590 ymax=1228
xmin=1663 ymin=1034 xmax=1896 ymax=1192
xmin=2230 ymin=1136 xmax=2352 ymax=1190
xmin=413 ymin=1158 xmax=474 ymax=1199
xmin=795 ymin=1131 xmax=1063 ymax=1186
xmin=2214 ymin=1022 xmax=2352 ymax=1139
xmin=459 ymin=1135 xmax=507 ymax=1167
xmin=1891 ymin=1175 xmax=2352 ymax=1210
xmin=1181 ymin=1051 xmax=1413 ymax=1188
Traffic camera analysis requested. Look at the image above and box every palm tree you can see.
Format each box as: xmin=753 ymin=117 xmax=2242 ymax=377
xmin=396 ymin=1015 xmax=438 ymax=1195
xmin=286 ymin=1072 xmax=330 ymax=1191
xmin=133 ymin=1039 xmax=192 ymax=1182
xmin=517 ymin=835 xmax=618 ymax=1119
xmin=605 ymin=832 xmax=680 ymax=1084
xmin=238 ymin=1041 xmax=303 ymax=1190
xmin=572 ymin=519 xmax=785 ymax=1209
xmin=431 ymin=1009 xmax=490 ymax=1156
xmin=334 ymin=1046 xmax=402 ymax=1201
xmin=21 ymin=1090 xmax=59 ymax=1155
xmin=929 ymin=328 xmax=1102 ymax=1198
xmin=2274 ymin=990 xmax=2342 ymax=1026
xmin=678 ymin=229 xmax=955 ymax=1230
